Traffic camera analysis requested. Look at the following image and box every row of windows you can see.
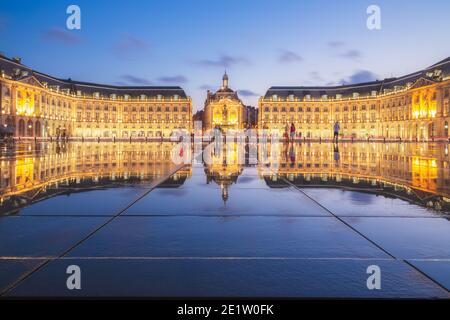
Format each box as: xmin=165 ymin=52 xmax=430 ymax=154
xmin=263 ymin=104 xmax=378 ymax=113
xmin=75 ymin=105 xmax=189 ymax=112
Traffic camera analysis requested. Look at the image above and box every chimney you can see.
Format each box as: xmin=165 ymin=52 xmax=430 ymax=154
xmin=12 ymin=57 xmax=22 ymax=64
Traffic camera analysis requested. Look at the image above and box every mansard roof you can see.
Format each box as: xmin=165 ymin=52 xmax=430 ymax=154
xmin=264 ymin=56 xmax=450 ymax=100
xmin=0 ymin=55 xmax=188 ymax=99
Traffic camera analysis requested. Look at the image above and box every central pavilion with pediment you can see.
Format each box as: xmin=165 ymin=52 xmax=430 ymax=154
xmin=203 ymin=72 xmax=245 ymax=132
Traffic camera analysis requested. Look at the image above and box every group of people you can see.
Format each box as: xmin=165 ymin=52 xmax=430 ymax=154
xmin=284 ymin=121 xmax=341 ymax=143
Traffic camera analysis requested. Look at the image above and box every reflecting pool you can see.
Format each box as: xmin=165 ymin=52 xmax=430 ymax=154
xmin=0 ymin=141 xmax=449 ymax=298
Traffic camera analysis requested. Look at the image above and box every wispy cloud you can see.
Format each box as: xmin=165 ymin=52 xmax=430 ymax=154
xmin=199 ymin=85 xmax=214 ymax=91
xmin=278 ymin=50 xmax=303 ymax=63
xmin=42 ymin=27 xmax=82 ymax=45
xmin=120 ymin=74 xmax=152 ymax=85
xmin=327 ymin=41 xmax=345 ymax=48
xmin=309 ymin=71 xmax=324 ymax=83
xmin=339 ymin=49 xmax=362 ymax=60
xmin=114 ymin=33 xmax=148 ymax=58
xmin=337 ymin=70 xmax=378 ymax=85
xmin=238 ymin=89 xmax=259 ymax=97
xmin=193 ymin=54 xmax=249 ymax=68
xmin=157 ymin=75 xmax=187 ymax=84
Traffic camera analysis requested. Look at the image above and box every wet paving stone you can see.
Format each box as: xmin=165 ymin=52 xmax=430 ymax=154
xmin=342 ymin=217 xmax=450 ymax=259
xmin=0 ymin=216 xmax=109 ymax=257
xmin=67 ymin=216 xmax=387 ymax=258
xmin=7 ymin=259 xmax=449 ymax=298
xmin=303 ymin=188 xmax=439 ymax=217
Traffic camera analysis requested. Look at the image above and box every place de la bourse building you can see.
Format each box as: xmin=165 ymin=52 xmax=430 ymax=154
xmin=1 ymin=53 xmax=450 ymax=141
xmin=259 ymin=57 xmax=450 ymax=141
xmin=0 ymin=55 xmax=192 ymax=139
xmin=203 ymin=72 xmax=246 ymax=132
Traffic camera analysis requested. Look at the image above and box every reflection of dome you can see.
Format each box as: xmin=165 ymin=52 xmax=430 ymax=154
xmin=221 ymin=184 xmax=229 ymax=204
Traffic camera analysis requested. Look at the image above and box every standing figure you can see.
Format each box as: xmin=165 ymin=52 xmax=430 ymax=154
xmin=290 ymin=123 xmax=296 ymax=142
xmin=333 ymin=121 xmax=340 ymax=143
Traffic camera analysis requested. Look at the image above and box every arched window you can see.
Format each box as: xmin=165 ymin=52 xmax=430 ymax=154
xmin=18 ymin=119 xmax=25 ymax=136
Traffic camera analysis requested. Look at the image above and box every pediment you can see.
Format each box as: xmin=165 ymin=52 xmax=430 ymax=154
xmin=17 ymin=75 xmax=45 ymax=88
xmin=410 ymin=77 xmax=437 ymax=89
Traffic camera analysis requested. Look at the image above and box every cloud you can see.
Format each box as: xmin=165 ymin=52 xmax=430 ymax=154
xmin=157 ymin=75 xmax=187 ymax=84
xmin=199 ymin=85 xmax=214 ymax=91
xmin=238 ymin=89 xmax=259 ymax=97
xmin=309 ymin=71 xmax=324 ymax=83
xmin=338 ymin=70 xmax=378 ymax=85
xmin=328 ymin=41 xmax=345 ymax=48
xmin=114 ymin=33 xmax=148 ymax=58
xmin=120 ymin=74 xmax=152 ymax=85
xmin=278 ymin=50 xmax=303 ymax=63
xmin=193 ymin=54 xmax=249 ymax=68
xmin=42 ymin=27 xmax=82 ymax=45
xmin=339 ymin=49 xmax=362 ymax=60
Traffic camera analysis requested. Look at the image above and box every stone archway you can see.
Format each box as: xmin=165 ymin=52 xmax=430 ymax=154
xmin=26 ymin=120 xmax=33 ymax=137
xmin=35 ymin=120 xmax=42 ymax=137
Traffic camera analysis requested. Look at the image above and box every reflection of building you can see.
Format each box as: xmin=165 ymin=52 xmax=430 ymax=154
xmin=0 ymin=55 xmax=192 ymax=139
xmin=203 ymin=142 xmax=244 ymax=203
xmin=259 ymin=57 xmax=450 ymax=141
xmin=258 ymin=142 xmax=450 ymax=199
xmin=0 ymin=142 xmax=191 ymax=214
xmin=203 ymin=72 xmax=245 ymax=132
xmin=244 ymin=105 xmax=258 ymax=128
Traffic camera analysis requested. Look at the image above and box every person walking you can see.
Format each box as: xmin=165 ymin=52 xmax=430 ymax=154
xmin=290 ymin=123 xmax=296 ymax=142
xmin=333 ymin=121 xmax=340 ymax=143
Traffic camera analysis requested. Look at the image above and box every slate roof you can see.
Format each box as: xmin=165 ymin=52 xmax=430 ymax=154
xmin=0 ymin=55 xmax=188 ymax=99
xmin=264 ymin=56 xmax=450 ymax=99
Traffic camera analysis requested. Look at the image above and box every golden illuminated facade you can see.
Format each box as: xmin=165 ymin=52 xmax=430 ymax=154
xmin=0 ymin=142 xmax=192 ymax=213
xmin=258 ymin=142 xmax=450 ymax=200
xmin=0 ymin=56 xmax=192 ymax=139
xmin=259 ymin=57 xmax=450 ymax=141
xmin=203 ymin=73 xmax=245 ymax=132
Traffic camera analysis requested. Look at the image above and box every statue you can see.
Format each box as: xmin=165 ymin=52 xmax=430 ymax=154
xmin=222 ymin=104 xmax=228 ymax=123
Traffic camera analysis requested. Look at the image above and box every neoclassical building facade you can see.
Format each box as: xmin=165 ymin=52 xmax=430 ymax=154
xmin=258 ymin=57 xmax=450 ymax=141
xmin=203 ymin=72 xmax=245 ymax=132
xmin=0 ymin=55 xmax=192 ymax=139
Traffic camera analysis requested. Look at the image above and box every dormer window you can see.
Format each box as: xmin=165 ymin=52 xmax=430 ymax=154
xmin=110 ymin=93 xmax=116 ymax=100
xmin=321 ymin=94 xmax=328 ymax=100
xmin=124 ymin=94 xmax=130 ymax=101
xmin=353 ymin=92 xmax=359 ymax=98
xmin=157 ymin=94 xmax=163 ymax=101
xmin=336 ymin=94 xmax=342 ymax=99
xmin=140 ymin=94 xmax=146 ymax=101
xmin=305 ymin=94 xmax=311 ymax=101
xmin=272 ymin=94 xmax=278 ymax=101
xmin=174 ymin=94 xmax=179 ymax=101
xmin=371 ymin=90 xmax=377 ymax=97
xmin=288 ymin=94 xmax=294 ymax=101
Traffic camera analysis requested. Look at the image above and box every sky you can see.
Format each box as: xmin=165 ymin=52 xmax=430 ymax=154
xmin=1 ymin=0 xmax=450 ymax=111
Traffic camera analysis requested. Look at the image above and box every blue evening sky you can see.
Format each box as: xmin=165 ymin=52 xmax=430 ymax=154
xmin=1 ymin=0 xmax=449 ymax=111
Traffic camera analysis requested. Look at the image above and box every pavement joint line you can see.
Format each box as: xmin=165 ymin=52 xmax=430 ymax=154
xmin=279 ymin=174 xmax=450 ymax=293
xmin=6 ymin=214 xmax=448 ymax=218
xmin=2 ymin=256 xmax=450 ymax=261
xmin=0 ymin=164 xmax=188 ymax=297
xmin=0 ymin=257 xmax=398 ymax=261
